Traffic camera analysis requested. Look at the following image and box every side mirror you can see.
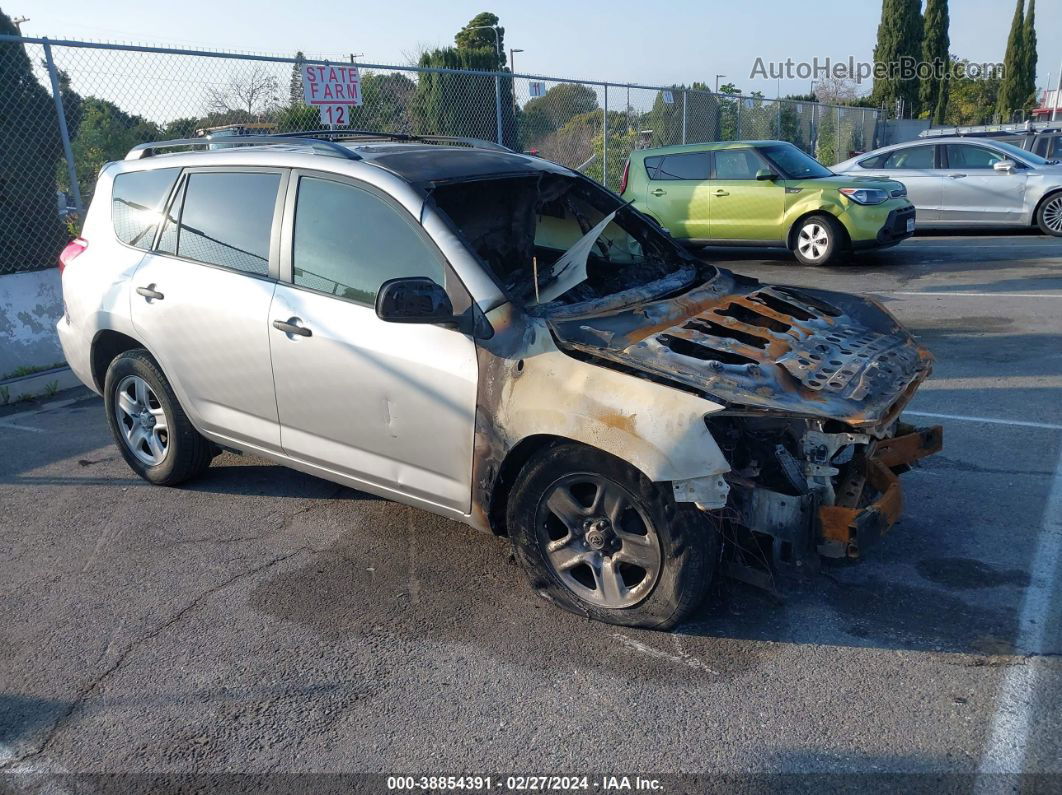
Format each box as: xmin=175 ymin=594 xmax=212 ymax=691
xmin=376 ymin=277 xmax=455 ymax=325
xmin=755 ymin=168 xmax=777 ymax=181
xmin=993 ymin=159 xmax=1016 ymax=173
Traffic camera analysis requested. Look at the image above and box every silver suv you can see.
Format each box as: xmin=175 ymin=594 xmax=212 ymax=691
xmin=57 ymin=132 xmax=942 ymax=629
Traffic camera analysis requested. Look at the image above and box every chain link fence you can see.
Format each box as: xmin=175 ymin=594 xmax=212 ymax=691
xmin=0 ymin=35 xmax=881 ymax=275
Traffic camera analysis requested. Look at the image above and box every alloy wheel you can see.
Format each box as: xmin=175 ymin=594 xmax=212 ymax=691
xmin=1043 ymin=196 xmax=1062 ymax=234
xmin=797 ymin=222 xmax=830 ymax=261
xmin=536 ymin=473 xmax=662 ymax=609
xmin=114 ymin=375 xmax=169 ymax=466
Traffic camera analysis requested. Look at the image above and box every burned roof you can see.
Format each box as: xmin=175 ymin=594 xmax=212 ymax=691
xmin=352 ymin=143 xmax=569 ymax=185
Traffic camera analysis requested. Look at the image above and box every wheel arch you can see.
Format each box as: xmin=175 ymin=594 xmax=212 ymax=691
xmin=787 ymin=208 xmax=852 ymax=252
xmin=486 ymin=433 xmax=569 ymax=536
xmin=90 ymin=329 xmax=153 ymax=392
xmin=1033 ymin=188 xmax=1062 ymax=228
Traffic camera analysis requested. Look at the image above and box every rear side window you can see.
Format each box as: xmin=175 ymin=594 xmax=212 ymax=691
xmin=110 ymin=168 xmax=181 ymax=250
xmin=291 ymin=176 xmax=446 ymax=305
xmin=654 ymin=152 xmax=710 ymax=180
xmin=168 ymin=171 xmax=281 ymax=276
xmin=871 ymin=146 xmax=936 ymax=170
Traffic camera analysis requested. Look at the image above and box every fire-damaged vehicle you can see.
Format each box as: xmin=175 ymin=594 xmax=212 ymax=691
xmin=57 ymin=132 xmax=942 ymax=630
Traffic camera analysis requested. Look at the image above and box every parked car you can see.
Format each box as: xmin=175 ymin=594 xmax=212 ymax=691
xmin=833 ymin=137 xmax=1062 ymax=236
xmin=917 ymin=122 xmax=1062 ymax=161
xmin=56 ymin=132 xmax=941 ymax=629
xmin=620 ymin=140 xmax=916 ymax=266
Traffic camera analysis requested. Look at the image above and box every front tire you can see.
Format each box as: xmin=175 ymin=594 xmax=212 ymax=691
xmin=507 ymin=443 xmax=719 ymax=630
xmin=1036 ymin=193 xmax=1062 ymax=237
xmin=104 ymin=349 xmax=214 ymax=486
xmin=792 ymin=214 xmax=843 ymax=265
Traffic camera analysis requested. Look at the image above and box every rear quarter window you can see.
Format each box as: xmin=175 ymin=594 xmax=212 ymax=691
xmin=110 ymin=168 xmax=181 ymax=250
xmin=643 ymin=156 xmax=663 ymax=179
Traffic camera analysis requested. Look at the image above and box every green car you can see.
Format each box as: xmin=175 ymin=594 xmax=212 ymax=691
xmin=619 ymin=140 xmax=916 ymax=265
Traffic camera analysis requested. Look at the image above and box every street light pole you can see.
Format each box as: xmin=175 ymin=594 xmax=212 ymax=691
xmin=470 ymin=24 xmax=504 ymax=145
xmin=715 ymin=74 xmax=726 ymax=93
xmin=509 ymin=48 xmax=524 ymax=119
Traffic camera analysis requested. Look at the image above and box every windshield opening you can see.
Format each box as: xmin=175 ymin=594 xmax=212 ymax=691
xmin=759 ymin=144 xmax=834 ymax=179
xmin=430 ymin=174 xmax=708 ymax=309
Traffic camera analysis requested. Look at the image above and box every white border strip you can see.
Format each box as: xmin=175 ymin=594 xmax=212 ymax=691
xmin=886 ymin=291 xmax=1062 ymax=299
xmin=976 ymin=441 xmax=1062 ymax=780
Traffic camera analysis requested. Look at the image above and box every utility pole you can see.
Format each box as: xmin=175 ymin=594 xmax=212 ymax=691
xmin=470 ymin=24 xmax=504 ymax=145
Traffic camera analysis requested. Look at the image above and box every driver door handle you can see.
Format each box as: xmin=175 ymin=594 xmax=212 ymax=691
xmin=273 ymin=319 xmax=312 ymax=337
xmin=650 ymin=188 xmax=667 ymax=196
xmin=948 ymin=173 xmax=967 ymax=179
xmin=714 ymin=189 xmax=730 ymax=196
xmin=136 ymin=285 xmax=164 ymax=301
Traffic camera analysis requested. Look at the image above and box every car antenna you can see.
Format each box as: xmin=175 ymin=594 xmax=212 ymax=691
xmin=532 ymin=256 xmax=541 ymax=303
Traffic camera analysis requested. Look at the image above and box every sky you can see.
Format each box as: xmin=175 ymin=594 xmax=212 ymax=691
xmin=12 ymin=0 xmax=1062 ymax=99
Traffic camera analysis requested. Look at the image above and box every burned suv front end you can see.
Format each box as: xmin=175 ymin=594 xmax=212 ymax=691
xmin=547 ymin=268 xmax=942 ymax=585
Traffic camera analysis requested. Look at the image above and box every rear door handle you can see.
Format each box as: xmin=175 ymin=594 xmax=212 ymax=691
xmin=948 ymin=173 xmax=967 ymax=179
xmin=136 ymin=285 xmax=164 ymax=301
xmin=650 ymin=188 xmax=666 ymax=196
xmin=272 ymin=318 xmax=312 ymax=337
xmin=714 ymin=189 xmax=730 ymax=196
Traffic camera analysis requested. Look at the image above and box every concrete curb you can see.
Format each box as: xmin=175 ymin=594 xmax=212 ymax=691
xmin=0 ymin=366 xmax=80 ymax=404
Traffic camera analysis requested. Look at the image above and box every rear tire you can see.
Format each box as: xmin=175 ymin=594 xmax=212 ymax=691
xmin=792 ymin=214 xmax=844 ymax=266
xmin=507 ymin=443 xmax=719 ymax=630
xmin=1036 ymin=193 xmax=1062 ymax=237
xmin=104 ymin=349 xmax=214 ymax=486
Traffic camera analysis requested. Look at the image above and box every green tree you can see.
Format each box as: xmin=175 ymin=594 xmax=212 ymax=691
xmin=519 ymin=83 xmax=598 ymax=149
xmin=290 ymin=51 xmax=306 ymax=106
xmin=412 ymin=46 xmax=516 ymax=148
xmin=454 ymin=12 xmax=505 ymax=68
xmin=996 ymin=0 xmax=1026 ymax=120
xmin=160 ymin=117 xmax=200 ymax=138
xmin=0 ymin=11 xmax=69 ymax=271
xmin=68 ymin=98 xmax=159 ymax=199
xmin=641 ymin=83 xmax=719 ymax=147
xmin=944 ymin=57 xmax=1003 ymax=125
xmin=815 ymin=106 xmax=838 ymax=164
xmin=1022 ymin=0 xmax=1037 ymax=112
xmin=871 ymin=0 xmax=924 ymax=117
xmin=920 ymin=0 xmax=950 ymax=124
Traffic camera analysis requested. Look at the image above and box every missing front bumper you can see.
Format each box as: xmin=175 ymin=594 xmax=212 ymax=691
xmin=817 ymin=424 xmax=942 ymax=558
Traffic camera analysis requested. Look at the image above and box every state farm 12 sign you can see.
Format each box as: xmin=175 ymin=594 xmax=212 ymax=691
xmin=301 ymin=64 xmax=363 ymax=126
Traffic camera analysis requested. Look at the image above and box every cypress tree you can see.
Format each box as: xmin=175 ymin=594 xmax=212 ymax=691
xmin=920 ymin=0 xmax=950 ymax=124
xmin=871 ymin=0 xmax=924 ymax=117
xmin=1022 ymin=0 xmax=1037 ymax=112
xmin=996 ymin=0 xmax=1026 ymax=120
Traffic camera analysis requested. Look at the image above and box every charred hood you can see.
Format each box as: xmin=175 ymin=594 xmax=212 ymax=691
xmin=546 ymin=269 xmax=933 ymax=427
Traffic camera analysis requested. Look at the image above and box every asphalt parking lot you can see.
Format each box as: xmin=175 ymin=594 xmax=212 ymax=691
xmin=1 ymin=231 xmax=1060 ymax=786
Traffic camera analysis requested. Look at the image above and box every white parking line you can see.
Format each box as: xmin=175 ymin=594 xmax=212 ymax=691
xmin=976 ymin=441 xmax=1062 ymax=781
xmin=905 ymin=411 xmax=1062 ymax=431
xmin=884 ymin=291 xmax=1062 ymax=299
xmin=0 ymin=421 xmax=45 ymax=433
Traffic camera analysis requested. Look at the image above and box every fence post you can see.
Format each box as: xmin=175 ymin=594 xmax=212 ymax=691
xmin=602 ymin=84 xmax=609 ymax=189
xmin=835 ymin=105 xmax=841 ymax=162
xmin=777 ymin=98 xmax=783 ymax=139
xmin=682 ymin=90 xmax=687 ymax=144
xmin=494 ymin=72 xmax=503 ymax=145
xmin=43 ymin=38 xmax=83 ymax=218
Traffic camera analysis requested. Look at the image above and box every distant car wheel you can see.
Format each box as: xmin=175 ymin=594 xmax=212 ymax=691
xmin=1036 ymin=193 xmax=1062 ymax=237
xmin=507 ymin=443 xmax=720 ymax=630
xmin=104 ymin=349 xmax=214 ymax=486
xmin=792 ymin=214 xmax=843 ymax=266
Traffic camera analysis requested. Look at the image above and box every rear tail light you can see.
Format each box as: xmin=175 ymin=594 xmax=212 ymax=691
xmin=58 ymin=237 xmax=87 ymax=275
xmin=618 ymin=158 xmax=630 ymax=195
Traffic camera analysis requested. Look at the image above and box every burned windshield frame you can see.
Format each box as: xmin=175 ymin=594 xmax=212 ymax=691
xmin=428 ymin=173 xmax=705 ymax=310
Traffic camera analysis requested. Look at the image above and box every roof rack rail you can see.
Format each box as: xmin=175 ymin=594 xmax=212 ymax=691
xmin=270 ymin=129 xmax=513 ymax=152
xmin=919 ymin=120 xmax=1062 ymax=138
xmin=125 ymin=134 xmax=363 ymax=161
xmin=125 ymin=130 xmax=513 ymax=161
